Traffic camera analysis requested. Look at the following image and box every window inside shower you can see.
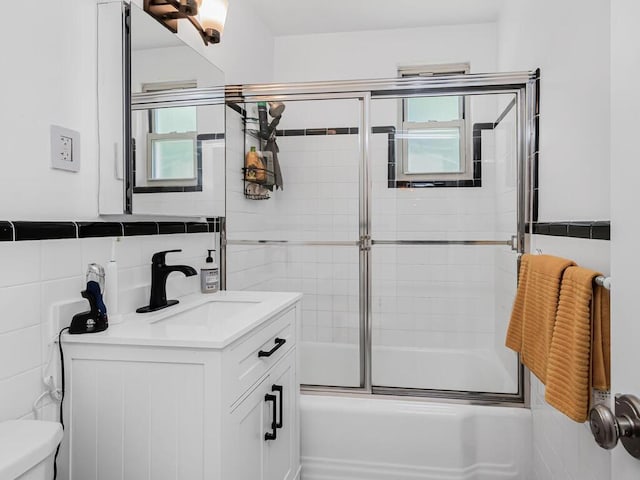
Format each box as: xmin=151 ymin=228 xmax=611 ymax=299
xmin=224 ymin=77 xmax=531 ymax=403
xmin=397 ymin=64 xmax=471 ymax=183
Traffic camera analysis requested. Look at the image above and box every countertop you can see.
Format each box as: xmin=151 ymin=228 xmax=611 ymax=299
xmin=61 ymin=290 xmax=302 ymax=349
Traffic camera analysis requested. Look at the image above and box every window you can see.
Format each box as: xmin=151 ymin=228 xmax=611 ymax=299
xmin=143 ymin=81 xmax=198 ymax=184
xmin=397 ymin=64 xmax=472 ymax=184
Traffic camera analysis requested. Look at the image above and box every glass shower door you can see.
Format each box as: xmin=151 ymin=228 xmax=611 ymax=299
xmin=369 ymin=91 xmax=522 ymax=396
xmin=225 ymin=97 xmax=365 ymax=388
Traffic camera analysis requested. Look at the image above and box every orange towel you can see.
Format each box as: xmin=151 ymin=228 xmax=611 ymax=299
xmin=592 ymin=286 xmax=611 ymax=391
xmin=505 ymin=253 xmax=575 ymax=382
xmin=545 ymin=267 xmax=611 ymax=422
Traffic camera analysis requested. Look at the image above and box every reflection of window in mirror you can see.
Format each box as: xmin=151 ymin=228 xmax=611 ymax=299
xmin=143 ymin=81 xmax=198 ymax=183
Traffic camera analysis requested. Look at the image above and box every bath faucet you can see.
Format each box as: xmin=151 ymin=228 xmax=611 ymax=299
xmin=136 ymin=250 xmax=197 ymax=313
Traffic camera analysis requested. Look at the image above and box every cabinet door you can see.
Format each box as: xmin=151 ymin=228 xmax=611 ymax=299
xmin=226 ymin=376 xmax=271 ymax=480
xmin=265 ymin=349 xmax=299 ymax=480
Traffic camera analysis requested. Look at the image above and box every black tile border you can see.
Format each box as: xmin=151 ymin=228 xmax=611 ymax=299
xmin=276 ymin=127 xmax=356 ymax=137
xmin=532 ymin=68 xmax=541 ymax=222
xmin=0 ymin=222 xmax=13 ymax=242
xmin=531 ymin=221 xmax=610 ymax=241
xmin=158 ymin=222 xmax=187 ymax=235
xmin=122 ymin=222 xmax=158 ymax=236
xmin=0 ymin=218 xmax=222 ymax=242
xmin=591 ymin=221 xmax=610 ymax=240
xmin=14 ymin=222 xmax=77 ymax=241
xmin=186 ymin=222 xmax=209 ymax=233
xmin=78 ymin=222 xmax=124 ymax=238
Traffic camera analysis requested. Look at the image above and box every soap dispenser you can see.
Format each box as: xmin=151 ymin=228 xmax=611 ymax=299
xmin=201 ymin=249 xmax=219 ymax=294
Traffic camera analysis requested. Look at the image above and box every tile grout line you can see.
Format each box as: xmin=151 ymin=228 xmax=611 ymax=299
xmin=7 ymin=220 xmax=15 ymax=241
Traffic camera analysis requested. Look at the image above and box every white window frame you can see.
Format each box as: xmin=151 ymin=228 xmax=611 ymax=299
xmin=397 ymin=63 xmax=471 ymax=183
xmin=146 ymin=131 xmax=198 ymax=181
xmin=142 ymin=81 xmax=198 ymax=186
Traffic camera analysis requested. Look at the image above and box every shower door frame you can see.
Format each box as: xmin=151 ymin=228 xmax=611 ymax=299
xmin=134 ymin=72 xmax=538 ymax=406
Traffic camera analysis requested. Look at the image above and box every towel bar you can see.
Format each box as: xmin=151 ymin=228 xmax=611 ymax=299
xmin=595 ymin=276 xmax=611 ymax=290
xmin=533 ymin=249 xmax=611 ymax=290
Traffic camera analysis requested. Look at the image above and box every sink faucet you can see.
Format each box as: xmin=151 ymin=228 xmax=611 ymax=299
xmin=136 ymin=250 xmax=197 ymax=313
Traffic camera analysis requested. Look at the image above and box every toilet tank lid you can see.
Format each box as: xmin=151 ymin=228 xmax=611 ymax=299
xmin=0 ymin=420 xmax=63 ymax=479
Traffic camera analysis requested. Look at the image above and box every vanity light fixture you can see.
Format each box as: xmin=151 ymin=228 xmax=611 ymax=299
xmin=144 ymin=0 xmax=229 ymax=45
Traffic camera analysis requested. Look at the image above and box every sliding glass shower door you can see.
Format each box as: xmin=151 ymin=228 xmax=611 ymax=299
xmin=224 ymin=72 xmax=536 ymax=402
xmin=368 ymin=92 xmax=522 ymax=396
xmin=225 ymin=96 xmax=366 ymax=388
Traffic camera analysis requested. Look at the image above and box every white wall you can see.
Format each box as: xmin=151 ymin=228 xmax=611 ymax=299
xmin=188 ymin=0 xmax=275 ymax=84
xmin=0 ymin=0 xmax=100 ymax=220
xmin=610 ymin=0 xmax=640 ymax=477
xmin=273 ymin=23 xmax=497 ymax=82
xmin=498 ymin=0 xmax=610 ymax=222
xmin=498 ymin=1 xmax=612 ymax=479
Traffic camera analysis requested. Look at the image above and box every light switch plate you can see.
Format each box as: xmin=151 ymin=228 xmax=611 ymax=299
xmin=51 ymin=125 xmax=80 ymax=172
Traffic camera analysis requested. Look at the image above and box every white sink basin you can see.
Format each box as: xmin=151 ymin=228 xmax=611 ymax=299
xmin=150 ymin=300 xmax=261 ymax=326
xmin=61 ymin=291 xmax=302 ymax=349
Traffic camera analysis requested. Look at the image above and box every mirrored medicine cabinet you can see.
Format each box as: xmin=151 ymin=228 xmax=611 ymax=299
xmin=97 ymin=0 xmax=225 ymax=217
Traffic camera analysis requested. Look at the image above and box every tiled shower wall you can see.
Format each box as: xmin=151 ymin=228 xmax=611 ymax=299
xmin=0 ymin=232 xmax=217 ymax=422
xmin=225 ymin=106 xmax=285 ymax=292
xmin=226 ymin=103 xmax=361 ymax=346
xmin=369 ymin=132 xmax=500 ymax=353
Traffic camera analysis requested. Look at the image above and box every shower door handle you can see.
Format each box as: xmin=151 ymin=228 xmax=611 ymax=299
xmin=272 ymin=384 xmax=283 ymax=429
xmin=265 ymin=393 xmax=278 ymax=441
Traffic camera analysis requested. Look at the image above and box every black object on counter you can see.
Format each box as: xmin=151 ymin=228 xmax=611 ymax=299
xmin=69 ymin=281 xmax=109 ymax=334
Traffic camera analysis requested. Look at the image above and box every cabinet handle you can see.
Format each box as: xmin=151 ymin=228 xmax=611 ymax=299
xmin=258 ymin=338 xmax=286 ymax=358
xmin=264 ymin=393 xmax=278 ymax=441
xmin=272 ymin=384 xmax=283 ymax=429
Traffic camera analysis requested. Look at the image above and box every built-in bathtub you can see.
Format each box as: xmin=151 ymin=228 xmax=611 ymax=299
xmin=301 ymin=341 xmax=519 ymax=393
xmin=300 ymin=395 xmax=531 ymax=480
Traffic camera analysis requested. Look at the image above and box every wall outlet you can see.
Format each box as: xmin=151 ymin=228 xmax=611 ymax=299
xmin=51 ymin=125 xmax=80 ymax=172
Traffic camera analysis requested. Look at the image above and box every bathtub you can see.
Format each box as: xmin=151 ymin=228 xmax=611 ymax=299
xmin=301 ymin=341 xmax=519 ymax=393
xmin=300 ymin=395 xmax=531 ymax=480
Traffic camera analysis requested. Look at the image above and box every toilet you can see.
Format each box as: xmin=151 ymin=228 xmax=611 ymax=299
xmin=0 ymin=420 xmax=63 ymax=480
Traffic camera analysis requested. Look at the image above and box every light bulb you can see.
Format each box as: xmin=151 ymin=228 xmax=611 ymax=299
xmin=198 ymin=0 xmax=229 ymax=36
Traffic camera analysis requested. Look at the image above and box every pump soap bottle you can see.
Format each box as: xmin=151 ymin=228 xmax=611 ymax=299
xmin=200 ymin=249 xmax=219 ymax=293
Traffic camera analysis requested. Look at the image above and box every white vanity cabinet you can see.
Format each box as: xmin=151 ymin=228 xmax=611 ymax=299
xmin=225 ymin=348 xmax=297 ymax=480
xmin=61 ymin=292 xmax=301 ymax=480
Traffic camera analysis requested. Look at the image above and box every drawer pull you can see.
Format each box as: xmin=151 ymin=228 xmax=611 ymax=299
xmin=258 ymin=338 xmax=286 ymax=358
xmin=265 ymin=393 xmax=278 ymax=441
xmin=272 ymin=384 xmax=283 ymax=429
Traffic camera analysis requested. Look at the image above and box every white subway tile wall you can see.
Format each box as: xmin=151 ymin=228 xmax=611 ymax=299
xmin=0 ymin=232 xmax=216 ymax=422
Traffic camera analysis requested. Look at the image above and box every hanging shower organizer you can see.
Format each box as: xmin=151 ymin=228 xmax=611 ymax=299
xmin=242 ymin=111 xmax=275 ymax=200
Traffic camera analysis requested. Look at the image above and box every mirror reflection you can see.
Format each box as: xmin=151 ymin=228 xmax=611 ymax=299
xmin=128 ymin=3 xmax=225 ymax=216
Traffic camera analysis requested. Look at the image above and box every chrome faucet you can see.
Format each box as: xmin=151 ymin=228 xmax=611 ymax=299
xmin=136 ymin=250 xmax=197 ymax=313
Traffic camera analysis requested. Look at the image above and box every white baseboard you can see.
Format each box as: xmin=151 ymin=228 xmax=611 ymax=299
xmin=301 ymin=456 xmax=521 ymax=480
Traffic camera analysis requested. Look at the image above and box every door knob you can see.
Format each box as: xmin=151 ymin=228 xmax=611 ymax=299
xmin=589 ymin=394 xmax=640 ymax=459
